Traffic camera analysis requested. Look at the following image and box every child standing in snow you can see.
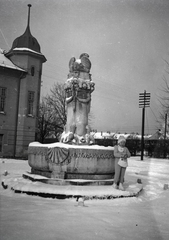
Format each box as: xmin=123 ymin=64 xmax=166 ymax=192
xmin=113 ymin=136 xmax=131 ymax=191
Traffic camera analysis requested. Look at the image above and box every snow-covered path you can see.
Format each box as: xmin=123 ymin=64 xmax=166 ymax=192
xmin=0 ymin=157 xmax=169 ymax=240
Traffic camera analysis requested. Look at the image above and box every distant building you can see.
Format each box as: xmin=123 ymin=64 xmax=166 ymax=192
xmin=0 ymin=5 xmax=46 ymax=158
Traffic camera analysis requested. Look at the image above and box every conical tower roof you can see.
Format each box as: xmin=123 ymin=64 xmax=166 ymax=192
xmin=10 ymin=4 xmax=41 ymax=53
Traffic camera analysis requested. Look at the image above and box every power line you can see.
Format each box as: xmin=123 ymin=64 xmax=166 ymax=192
xmin=42 ymin=62 xmax=139 ymax=97
xmin=150 ymin=106 xmax=159 ymax=121
xmin=45 ymin=62 xmax=67 ymax=71
xmin=93 ymin=90 xmax=138 ymax=104
xmin=0 ymin=28 xmax=10 ymax=49
xmin=42 ymin=74 xmax=64 ymax=82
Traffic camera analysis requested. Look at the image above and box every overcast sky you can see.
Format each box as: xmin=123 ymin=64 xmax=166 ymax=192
xmin=1 ymin=0 xmax=169 ymax=134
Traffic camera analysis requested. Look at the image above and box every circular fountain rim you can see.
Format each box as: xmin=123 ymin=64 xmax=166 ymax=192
xmin=29 ymin=142 xmax=114 ymax=150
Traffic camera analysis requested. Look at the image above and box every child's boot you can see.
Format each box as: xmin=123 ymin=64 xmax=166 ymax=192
xmin=112 ymin=183 xmax=118 ymax=189
xmin=119 ymin=183 xmax=124 ymax=191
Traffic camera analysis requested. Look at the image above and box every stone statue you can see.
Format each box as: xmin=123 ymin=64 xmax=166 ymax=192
xmin=28 ymin=53 xmax=115 ymax=181
xmin=60 ymin=53 xmax=95 ymax=145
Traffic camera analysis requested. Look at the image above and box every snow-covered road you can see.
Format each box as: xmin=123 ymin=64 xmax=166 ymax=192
xmin=0 ymin=157 xmax=169 ymax=240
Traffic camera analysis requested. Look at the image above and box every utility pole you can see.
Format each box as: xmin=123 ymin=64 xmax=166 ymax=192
xmin=164 ymin=113 xmax=167 ymax=140
xmin=164 ymin=113 xmax=167 ymax=158
xmin=139 ymin=90 xmax=151 ymax=160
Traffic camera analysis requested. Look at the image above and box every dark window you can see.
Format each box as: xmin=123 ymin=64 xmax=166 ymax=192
xmin=28 ymin=91 xmax=35 ymax=116
xmin=31 ymin=66 xmax=35 ymax=76
xmin=0 ymin=87 xmax=6 ymax=112
xmin=39 ymin=69 xmax=42 ymax=78
xmin=0 ymin=134 xmax=3 ymax=152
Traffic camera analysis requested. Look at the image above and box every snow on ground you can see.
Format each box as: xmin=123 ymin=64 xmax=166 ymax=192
xmin=0 ymin=157 xmax=169 ymax=240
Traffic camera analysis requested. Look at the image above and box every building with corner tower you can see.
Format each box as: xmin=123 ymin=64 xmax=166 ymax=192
xmin=0 ymin=4 xmax=46 ymax=158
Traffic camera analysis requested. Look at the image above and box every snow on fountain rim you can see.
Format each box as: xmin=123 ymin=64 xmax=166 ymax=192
xmin=29 ymin=142 xmax=114 ymax=150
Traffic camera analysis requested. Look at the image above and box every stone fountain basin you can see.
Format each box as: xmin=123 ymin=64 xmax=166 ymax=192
xmin=28 ymin=142 xmax=115 ymax=180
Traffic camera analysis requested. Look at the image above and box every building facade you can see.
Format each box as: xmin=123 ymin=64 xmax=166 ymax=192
xmin=0 ymin=5 xmax=46 ymax=158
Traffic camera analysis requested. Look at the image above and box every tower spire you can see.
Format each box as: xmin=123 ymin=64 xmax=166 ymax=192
xmin=7 ymin=3 xmax=46 ymax=59
xmin=27 ymin=4 xmax=32 ymax=27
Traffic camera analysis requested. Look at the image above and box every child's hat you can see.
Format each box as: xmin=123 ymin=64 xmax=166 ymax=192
xmin=118 ymin=135 xmax=126 ymax=144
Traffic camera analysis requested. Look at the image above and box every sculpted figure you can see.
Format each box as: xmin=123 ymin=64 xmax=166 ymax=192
xmin=61 ymin=53 xmax=95 ymax=145
xmin=69 ymin=53 xmax=91 ymax=73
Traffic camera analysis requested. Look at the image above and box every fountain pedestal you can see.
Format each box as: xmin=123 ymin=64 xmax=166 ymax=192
xmin=28 ymin=142 xmax=115 ymax=180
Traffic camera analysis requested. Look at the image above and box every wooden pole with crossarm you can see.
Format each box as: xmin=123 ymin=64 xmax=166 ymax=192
xmin=139 ymin=90 xmax=151 ymax=160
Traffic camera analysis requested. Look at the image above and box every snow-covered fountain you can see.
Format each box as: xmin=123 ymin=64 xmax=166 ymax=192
xmin=28 ymin=53 xmax=115 ymax=183
xmin=1 ymin=54 xmax=143 ymax=200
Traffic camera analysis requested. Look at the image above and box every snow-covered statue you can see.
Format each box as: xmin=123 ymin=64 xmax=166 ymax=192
xmin=28 ymin=53 xmax=115 ymax=181
xmin=60 ymin=53 xmax=95 ymax=145
xmin=69 ymin=53 xmax=91 ymax=73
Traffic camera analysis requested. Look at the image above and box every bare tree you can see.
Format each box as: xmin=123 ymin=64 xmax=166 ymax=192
xmin=47 ymin=82 xmax=67 ymax=139
xmin=37 ymin=97 xmax=54 ymax=143
xmin=37 ymin=83 xmax=66 ymax=143
xmin=158 ymin=58 xmax=169 ymax=133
